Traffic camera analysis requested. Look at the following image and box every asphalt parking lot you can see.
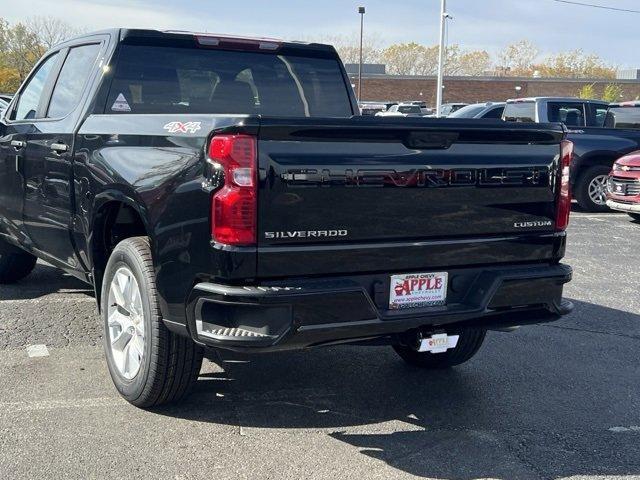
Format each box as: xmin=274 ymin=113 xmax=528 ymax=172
xmin=1 ymin=210 xmax=639 ymax=480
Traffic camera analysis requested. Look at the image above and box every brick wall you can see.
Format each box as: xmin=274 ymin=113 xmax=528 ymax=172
xmin=349 ymin=75 xmax=640 ymax=104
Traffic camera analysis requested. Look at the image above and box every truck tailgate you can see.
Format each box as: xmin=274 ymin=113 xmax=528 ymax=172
xmin=256 ymin=118 xmax=565 ymax=278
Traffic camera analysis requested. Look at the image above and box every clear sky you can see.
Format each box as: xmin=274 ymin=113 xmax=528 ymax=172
xmin=3 ymin=0 xmax=639 ymax=68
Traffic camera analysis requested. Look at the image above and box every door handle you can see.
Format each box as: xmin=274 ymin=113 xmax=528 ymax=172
xmin=10 ymin=140 xmax=24 ymax=149
xmin=50 ymin=142 xmax=68 ymax=153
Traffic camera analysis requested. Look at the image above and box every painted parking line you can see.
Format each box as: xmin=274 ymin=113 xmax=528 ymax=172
xmin=0 ymin=397 xmax=123 ymax=414
xmin=1 ymin=297 xmax=95 ymax=305
xmin=609 ymin=426 xmax=640 ymax=433
xmin=26 ymin=344 xmax=50 ymax=358
xmin=572 ymin=213 xmax=626 ymax=218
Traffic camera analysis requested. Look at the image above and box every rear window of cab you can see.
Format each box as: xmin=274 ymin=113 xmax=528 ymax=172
xmin=105 ymin=44 xmax=353 ymax=117
xmin=502 ymin=102 xmax=536 ymax=123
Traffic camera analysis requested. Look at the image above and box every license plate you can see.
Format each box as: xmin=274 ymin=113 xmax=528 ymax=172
xmin=419 ymin=333 xmax=459 ymax=353
xmin=389 ymin=271 xmax=448 ymax=309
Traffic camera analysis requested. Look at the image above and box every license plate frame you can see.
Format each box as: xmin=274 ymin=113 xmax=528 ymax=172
xmin=388 ymin=271 xmax=448 ymax=310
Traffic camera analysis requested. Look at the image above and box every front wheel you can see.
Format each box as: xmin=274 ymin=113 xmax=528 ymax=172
xmin=574 ymin=165 xmax=611 ymax=212
xmin=393 ymin=329 xmax=486 ymax=369
xmin=102 ymin=237 xmax=203 ymax=408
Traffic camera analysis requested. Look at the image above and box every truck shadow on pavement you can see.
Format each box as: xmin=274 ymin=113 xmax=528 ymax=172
xmin=157 ymin=299 xmax=640 ymax=480
xmin=0 ymin=261 xmax=93 ymax=301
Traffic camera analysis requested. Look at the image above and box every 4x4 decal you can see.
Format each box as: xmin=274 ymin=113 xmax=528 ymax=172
xmin=163 ymin=121 xmax=202 ymax=134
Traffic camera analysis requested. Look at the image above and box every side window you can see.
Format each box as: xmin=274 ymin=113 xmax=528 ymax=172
xmin=47 ymin=43 xmax=101 ymax=118
xmin=591 ymin=105 xmax=608 ymax=127
xmin=12 ymin=53 xmax=59 ymax=121
xmin=547 ymin=102 xmax=585 ymax=127
xmin=483 ymin=106 xmax=505 ymax=119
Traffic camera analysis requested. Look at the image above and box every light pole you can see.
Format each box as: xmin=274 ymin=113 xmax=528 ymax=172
xmin=358 ymin=6 xmax=365 ymax=102
xmin=435 ymin=0 xmax=451 ymax=117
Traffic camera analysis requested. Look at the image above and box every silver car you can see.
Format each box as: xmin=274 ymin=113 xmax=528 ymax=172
xmin=448 ymin=102 xmax=505 ymax=119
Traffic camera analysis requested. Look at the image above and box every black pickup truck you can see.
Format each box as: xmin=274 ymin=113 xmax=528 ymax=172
xmin=503 ymin=97 xmax=640 ymax=211
xmin=0 ymin=29 xmax=573 ymax=407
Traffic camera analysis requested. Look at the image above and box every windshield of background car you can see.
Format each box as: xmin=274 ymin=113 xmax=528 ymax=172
xmin=448 ymin=104 xmax=485 ymax=118
xmin=106 ymin=44 xmax=353 ymax=117
xmin=502 ymin=102 xmax=536 ymax=122
xmin=398 ymin=105 xmax=421 ymax=114
xmin=605 ymin=106 xmax=640 ymax=129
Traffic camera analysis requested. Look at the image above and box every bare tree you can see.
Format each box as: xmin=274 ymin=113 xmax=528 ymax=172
xmin=29 ymin=16 xmax=81 ymax=49
xmin=311 ymin=33 xmax=382 ymax=65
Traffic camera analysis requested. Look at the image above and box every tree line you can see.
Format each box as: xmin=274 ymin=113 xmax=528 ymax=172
xmin=325 ymin=36 xmax=616 ymax=79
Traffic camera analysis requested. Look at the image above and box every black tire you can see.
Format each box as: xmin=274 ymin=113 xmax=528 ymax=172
xmin=393 ymin=329 xmax=486 ymax=369
xmin=629 ymin=213 xmax=640 ymax=222
xmin=101 ymin=236 xmax=203 ymax=408
xmin=0 ymin=240 xmax=37 ymax=284
xmin=573 ymin=165 xmax=612 ymax=212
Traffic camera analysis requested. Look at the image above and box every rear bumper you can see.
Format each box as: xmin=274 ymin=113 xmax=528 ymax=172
xmin=606 ymin=199 xmax=640 ymax=213
xmin=184 ymin=263 xmax=573 ymax=352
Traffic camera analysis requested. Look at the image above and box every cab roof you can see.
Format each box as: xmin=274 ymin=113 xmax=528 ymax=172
xmin=506 ymin=96 xmax=609 ymax=104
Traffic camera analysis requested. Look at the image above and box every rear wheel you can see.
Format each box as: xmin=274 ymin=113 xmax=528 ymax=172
xmin=393 ymin=329 xmax=486 ymax=369
xmin=628 ymin=213 xmax=640 ymax=222
xmin=0 ymin=240 xmax=37 ymax=284
xmin=102 ymin=236 xmax=203 ymax=408
xmin=574 ymin=165 xmax=611 ymax=212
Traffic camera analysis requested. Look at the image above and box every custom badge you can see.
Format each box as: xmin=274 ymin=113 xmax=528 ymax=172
xmin=163 ymin=121 xmax=202 ymax=134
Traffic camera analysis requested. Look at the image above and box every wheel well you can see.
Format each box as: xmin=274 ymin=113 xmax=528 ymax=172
xmin=92 ymin=202 xmax=147 ymax=308
xmin=574 ymin=156 xmax=615 ymax=185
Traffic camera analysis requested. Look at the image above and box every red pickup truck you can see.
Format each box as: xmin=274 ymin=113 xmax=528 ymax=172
xmin=607 ymin=152 xmax=640 ymax=221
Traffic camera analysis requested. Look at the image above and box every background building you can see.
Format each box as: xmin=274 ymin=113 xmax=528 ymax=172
xmin=348 ymin=72 xmax=640 ymax=104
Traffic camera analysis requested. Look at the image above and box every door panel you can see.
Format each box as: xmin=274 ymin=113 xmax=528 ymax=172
xmin=0 ymin=52 xmax=61 ymax=247
xmin=0 ymin=127 xmax=28 ymax=242
xmin=22 ymin=42 xmax=103 ymax=268
xmin=23 ymin=129 xmax=77 ymax=266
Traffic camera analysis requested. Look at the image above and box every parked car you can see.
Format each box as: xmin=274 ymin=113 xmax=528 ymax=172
xmin=375 ymin=103 xmax=424 ymax=117
xmin=439 ymin=103 xmax=468 ymax=117
xmin=0 ymin=94 xmax=13 ymax=103
xmin=359 ymin=101 xmax=387 ymax=116
xmin=502 ymin=97 xmax=608 ymax=126
xmin=403 ymin=101 xmax=434 ymax=116
xmin=606 ymin=152 xmax=640 ymax=221
xmin=449 ymin=102 xmax=505 ymax=119
xmin=503 ymin=97 xmax=640 ymax=212
xmin=0 ymin=28 xmax=573 ymax=408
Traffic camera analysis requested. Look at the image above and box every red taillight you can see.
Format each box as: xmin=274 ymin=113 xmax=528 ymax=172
xmin=208 ymin=134 xmax=257 ymax=246
xmin=556 ymin=140 xmax=573 ymax=231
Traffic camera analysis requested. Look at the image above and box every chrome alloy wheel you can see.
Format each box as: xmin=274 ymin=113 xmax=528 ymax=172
xmin=107 ymin=267 xmax=145 ymax=380
xmin=588 ymin=174 xmax=609 ymax=206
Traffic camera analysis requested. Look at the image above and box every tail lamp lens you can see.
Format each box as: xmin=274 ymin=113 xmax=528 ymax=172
xmin=208 ymin=134 xmax=257 ymax=245
xmin=556 ymin=140 xmax=573 ymax=231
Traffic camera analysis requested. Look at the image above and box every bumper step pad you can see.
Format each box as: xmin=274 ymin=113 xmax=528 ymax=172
xmin=206 ymin=327 xmax=268 ymax=338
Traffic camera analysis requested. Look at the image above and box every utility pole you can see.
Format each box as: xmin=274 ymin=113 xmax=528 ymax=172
xmin=435 ymin=0 xmax=447 ymax=117
xmin=358 ymin=6 xmax=365 ymax=102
